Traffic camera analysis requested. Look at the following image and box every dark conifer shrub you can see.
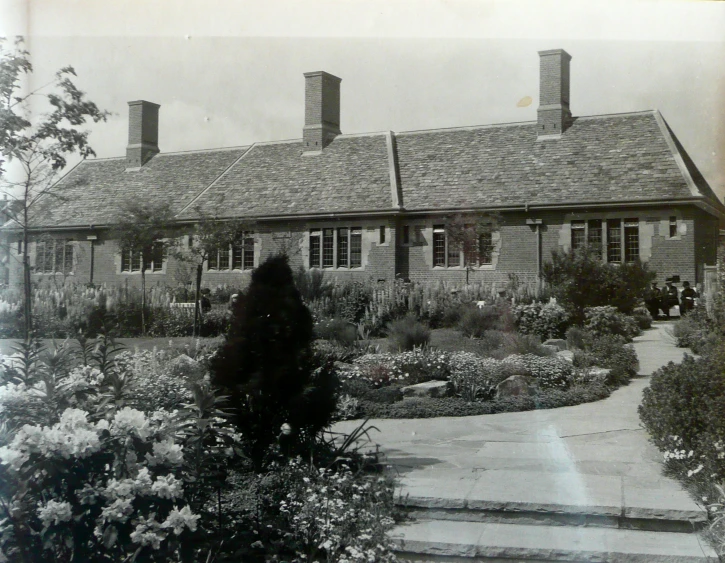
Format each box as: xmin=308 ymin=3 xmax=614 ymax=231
xmin=211 ymin=254 xmax=338 ymax=468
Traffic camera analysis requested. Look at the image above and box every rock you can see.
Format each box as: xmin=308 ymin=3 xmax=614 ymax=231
xmin=401 ymin=380 xmax=452 ymax=399
xmin=495 ymin=375 xmax=535 ymax=399
xmin=587 ymin=367 xmax=612 ymax=384
xmin=167 ymin=354 xmax=204 ymax=377
xmin=543 ymin=338 xmax=567 ymax=351
xmin=556 ymin=350 xmax=575 ymax=363
xmin=541 ymin=345 xmax=560 ymax=355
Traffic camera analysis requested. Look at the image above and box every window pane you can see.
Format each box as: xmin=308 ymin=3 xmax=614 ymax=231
xmin=232 ymin=245 xmax=243 ymax=269
xmin=151 ymin=243 xmax=165 ymax=272
xmin=63 ymin=242 xmax=73 ymax=274
xmin=479 ymin=231 xmax=493 ymax=264
xmin=350 ymin=228 xmax=362 ymax=267
xmin=36 ymin=242 xmax=46 ymax=273
xmin=337 ymin=228 xmax=349 ymax=267
xmin=624 ymin=219 xmax=639 ymax=263
xmin=218 ymin=245 xmax=229 ymax=270
xmin=322 ymin=228 xmax=334 ymax=268
xmin=43 ymin=241 xmax=54 ymax=272
xmin=52 ymin=241 xmax=63 ymax=273
xmin=571 ymin=220 xmax=585 ymax=251
xmin=433 ymin=226 xmax=445 ymax=267
xmin=669 ymin=216 xmax=677 ymax=237
xmin=607 ymin=219 xmax=622 ymax=263
xmin=587 ymin=219 xmax=603 ymax=258
xmin=243 ymin=236 xmax=254 ymax=269
xmin=121 ymin=248 xmax=130 ymax=272
xmin=447 ymin=236 xmax=460 ymax=267
xmin=131 ymin=251 xmax=141 ymax=272
xmin=309 ymin=230 xmax=321 ymax=268
xmin=379 ymin=226 xmax=386 ymax=244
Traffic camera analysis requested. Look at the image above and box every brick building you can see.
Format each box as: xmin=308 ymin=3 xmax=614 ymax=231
xmin=4 ymin=49 xmax=724 ymax=291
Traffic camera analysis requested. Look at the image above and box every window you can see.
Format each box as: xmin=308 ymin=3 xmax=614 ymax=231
xmin=309 ymin=229 xmax=321 ymax=268
xmin=607 ymin=219 xmax=622 ymax=263
xmin=208 ymin=245 xmax=229 ymax=270
xmin=231 ymin=232 xmax=255 ymax=270
xmin=669 ymin=216 xmax=678 ymax=238
xmin=402 ymin=225 xmax=410 ymax=245
xmin=121 ymin=242 xmax=165 ymax=273
xmin=379 ymin=226 xmax=386 ymax=244
xmin=479 ymin=230 xmax=493 ymax=265
xmin=36 ymin=240 xmax=73 ymax=274
xmin=322 ymin=228 xmax=334 ymax=268
xmin=337 ymin=228 xmax=349 ymax=267
xmin=587 ymin=219 xmax=603 ymax=258
xmin=309 ymin=227 xmax=362 ymax=269
xmin=624 ymin=219 xmax=639 ymax=263
xmin=433 ymin=226 xmax=446 ymax=266
xmin=571 ymin=220 xmax=586 ymax=251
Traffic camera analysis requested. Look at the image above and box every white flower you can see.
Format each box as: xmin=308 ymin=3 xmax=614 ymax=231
xmin=281 ymin=423 xmax=292 ymax=436
xmin=111 ymin=407 xmax=150 ymax=439
xmin=101 ymin=498 xmax=134 ymax=523
xmin=161 ymin=506 xmax=200 ymax=535
xmin=37 ymin=500 xmax=73 ymax=527
xmin=146 ymin=439 xmax=184 ymax=466
xmin=130 ymin=516 xmax=165 ymax=550
xmin=151 ymin=474 xmax=183 ymax=500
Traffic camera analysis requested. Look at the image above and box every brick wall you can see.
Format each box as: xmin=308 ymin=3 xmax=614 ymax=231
xmin=126 ymin=101 xmax=160 ymax=167
xmin=537 ymin=49 xmax=572 ymax=136
xmin=303 ymin=72 xmax=341 ymax=150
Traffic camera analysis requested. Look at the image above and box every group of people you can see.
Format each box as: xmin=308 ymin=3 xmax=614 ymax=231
xmin=645 ymin=278 xmax=699 ymax=319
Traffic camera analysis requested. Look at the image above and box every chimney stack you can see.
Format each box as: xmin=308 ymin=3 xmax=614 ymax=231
xmin=303 ymin=71 xmax=341 ymax=152
xmin=126 ymin=100 xmax=160 ymax=168
xmin=537 ymin=49 xmax=572 ymax=138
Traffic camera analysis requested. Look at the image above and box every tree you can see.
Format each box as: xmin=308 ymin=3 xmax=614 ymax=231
xmin=542 ymin=247 xmax=656 ymax=323
xmin=0 ymin=37 xmax=109 ymax=339
xmin=211 ymin=254 xmax=337 ymax=470
xmin=113 ymin=200 xmax=175 ymax=335
xmin=445 ymin=213 xmax=500 ymax=283
xmin=172 ymin=210 xmax=254 ymax=337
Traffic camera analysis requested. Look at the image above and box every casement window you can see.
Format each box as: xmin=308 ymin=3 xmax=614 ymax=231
xmin=571 ymin=220 xmax=586 ymax=251
xmin=433 ymin=224 xmax=495 ymax=268
xmin=121 ymin=242 xmax=166 ymax=273
xmin=402 ymin=225 xmax=410 ymax=245
xmin=669 ymin=216 xmax=678 ymax=238
xmin=570 ymin=218 xmax=639 ymax=264
xmin=309 ymin=227 xmax=362 ymax=269
xmin=209 ymin=232 xmax=255 ymax=271
xmin=36 ymin=240 xmax=73 ymax=274
xmin=379 ymin=226 xmax=386 ymax=244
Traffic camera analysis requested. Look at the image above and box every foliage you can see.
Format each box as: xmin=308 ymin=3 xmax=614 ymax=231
xmin=584 ymin=306 xmax=641 ymax=341
xmin=0 ymin=336 xmax=241 ymax=562
xmin=315 ymin=318 xmax=359 ymax=346
xmin=542 ymin=248 xmax=656 ymax=323
xmin=631 ymin=305 xmax=653 ymax=330
xmin=444 ymin=213 xmax=501 ymax=283
xmin=572 ymin=332 xmax=639 ymax=387
xmin=211 ymin=255 xmax=338 ymax=469
xmin=457 ymin=305 xmax=502 ymax=338
xmin=386 ymin=314 xmax=431 ymax=351
xmin=513 ymin=300 xmax=571 ymax=340
xmin=360 ymin=383 xmax=612 ymax=419
xmin=294 ymin=266 xmax=333 ymax=302
xmin=447 ymin=353 xmax=503 ymax=401
xmin=501 ymin=354 xmax=574 ymax=390
xmin=671 ymin=304 xmax=722 ymax=354
xmin=336 ymin=348 xmax=451 ymax=387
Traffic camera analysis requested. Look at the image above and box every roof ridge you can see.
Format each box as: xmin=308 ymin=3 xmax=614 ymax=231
xmin=395 ymin=120 xmax=534 ymax=136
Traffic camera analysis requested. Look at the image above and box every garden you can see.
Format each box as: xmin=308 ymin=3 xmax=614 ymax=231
xmin=0 ymin=248 xmax=660 ymax=561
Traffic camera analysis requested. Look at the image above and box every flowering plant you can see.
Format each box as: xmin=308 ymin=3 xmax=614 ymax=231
xmin=513 ymin=301 xmax=570 ymax=340
xmin=337 ymin=349 xmax=450 ymax=387
xmin=502 ymin=354 xmax=574 ymax=390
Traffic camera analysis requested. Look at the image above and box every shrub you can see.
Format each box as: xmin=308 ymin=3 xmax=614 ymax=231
xmin=631 ymin=305 xmax=653 ymax=330
xmin=458 ymin=305 xmax=501 ymax=338
xmin=501 ymin=354 xmax=574 ymax=390
xmin=573 ymin=333 xmax=639 ymax=386
xmin=315 ymin=317 xmax=358 ymax=346
xmin=293 ymin=266 xmax=332 ymax=301
xmin=513 ymin=301 xmax=571 ymax=340
xmin=499 ymin=332 xmax=554 ymax=358
xmin=337 ymin=349 xmax=450 ymax=387
xmin=387 ymin=314 xmax=430 ymax=351
xmin=448 ymin=352 xmax=501 ymax=401
xmin=584 ymin=306 xmax=640 ymax=341
xmin=565 ymin=325 xmax=588 ymax=350
xmin=671 ymin=305 xmax=721 ymax=354
xmin=211 ymin=255 xmax=338 ymax=469
xmin=542 ymin=247 xmax=656 ymax=323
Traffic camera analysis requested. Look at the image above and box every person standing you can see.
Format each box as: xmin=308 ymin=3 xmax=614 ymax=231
xmin=645 ymin=281 xmax=661 ymax=319
xmin=661 ymin=279 xmax=679 ymax=318
xmin=679 ymin=281 xmax=698 ymax=315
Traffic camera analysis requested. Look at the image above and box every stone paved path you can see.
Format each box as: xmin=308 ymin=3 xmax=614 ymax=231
xmin=333 ymin=322 xmax=718 ymax=561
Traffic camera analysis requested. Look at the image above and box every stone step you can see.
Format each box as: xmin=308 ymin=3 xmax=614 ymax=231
xmin=395 ymin=471 xmax=708 ymax=533
xmin=391 ymin=520 xmax=719 ymax=562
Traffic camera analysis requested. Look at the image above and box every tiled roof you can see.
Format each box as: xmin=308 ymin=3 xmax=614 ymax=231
xmin=176 ymin=134 xmax=394 ymax=220
xmin=23 ymin=110 xmax=723 ymax=229
xmin=395 ymin=111 xmax=722 ymax=211
xmin=29 ymin=148 xmax=247 ymax=228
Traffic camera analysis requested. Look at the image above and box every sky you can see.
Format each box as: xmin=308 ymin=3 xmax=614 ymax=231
xmin=1 ymin=0 xmax=724 ymax=202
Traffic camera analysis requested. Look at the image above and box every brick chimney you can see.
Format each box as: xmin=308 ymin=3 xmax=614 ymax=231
xmin=303 ymin=71 xmax=341 ymax=152
xmin=126 ymin=100 xmax=160 ymax=169
xmin=537 ymin=49 xmax=572 ymax=138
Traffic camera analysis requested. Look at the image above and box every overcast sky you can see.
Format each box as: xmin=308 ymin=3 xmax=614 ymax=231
xmin=1 ymin=0 xmax=724 ymax=202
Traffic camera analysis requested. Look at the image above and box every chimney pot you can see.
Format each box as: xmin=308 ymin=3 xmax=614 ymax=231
xmin=537 ymin=49 xmax=572 ymax=139
xmin=126 ymin=100 xmax=160 ymax=169
xmin=303 ymin=71 xmax=341 ymax=152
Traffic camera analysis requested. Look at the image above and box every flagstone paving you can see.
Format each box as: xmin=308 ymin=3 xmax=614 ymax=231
xmin=333 ymin=322 xmax=718 ymax=561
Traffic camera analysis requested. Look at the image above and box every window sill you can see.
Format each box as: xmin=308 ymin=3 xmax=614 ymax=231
xmin=206 ymin=269 xmax=254 ymax=273
xmin=119 ymin=271 xmax=166 ymax=275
